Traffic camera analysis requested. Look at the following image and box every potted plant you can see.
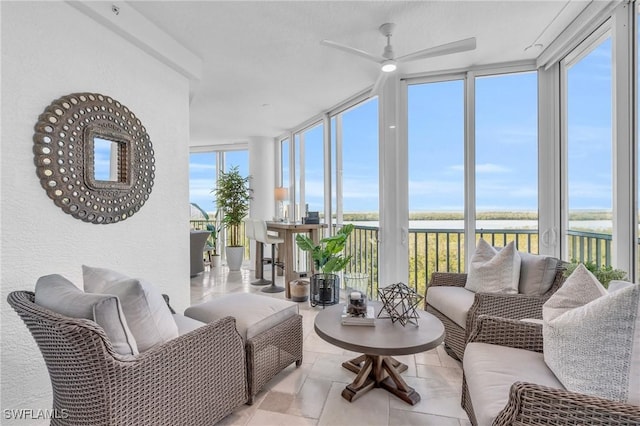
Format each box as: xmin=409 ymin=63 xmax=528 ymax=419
xmin=213 ymin=165 xmax=252 ymax=271
xmin=563 ymin=259 xmax=627 ymax=288
xmin=296 ymin=224 xmax=355 ymax=306
xmin=190 ymin=203 xmax=222 ymax=267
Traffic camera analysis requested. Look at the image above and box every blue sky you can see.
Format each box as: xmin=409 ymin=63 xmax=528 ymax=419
xmin=190 ymin=35 xmax=620 ymax=215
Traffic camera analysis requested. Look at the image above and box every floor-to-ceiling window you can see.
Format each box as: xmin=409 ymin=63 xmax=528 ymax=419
xmin=340 ymin=99 xmax=379 ymax=224
xmin=330 ymin=97 xmax=379 ymax=289
xmin=189 ymin=152 xmax=217 ymax=214
xmin=280 ymin=138 xmax=291 ymax=220
xmin=407 ymin=79 xmax=464 ymax=293
xmin=475 ymin=71 xmax=538 ymax=252
xmin=302 ymin=123 xmax=325 ymax=216
xmin=563 ymin=31 xmax=613 ymax=266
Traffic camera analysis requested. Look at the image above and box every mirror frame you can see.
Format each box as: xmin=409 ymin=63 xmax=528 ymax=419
xmin=33 ymin=92 xmax=155 ymax=224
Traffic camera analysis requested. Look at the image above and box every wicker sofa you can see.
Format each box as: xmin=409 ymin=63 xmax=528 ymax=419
xmin=462 ymin=315 xmax=640 ymax=425
xmin=8 ymin=290 xmax=248 ymax=426
xmin=425 ymin=256 xmax=565 ymax=360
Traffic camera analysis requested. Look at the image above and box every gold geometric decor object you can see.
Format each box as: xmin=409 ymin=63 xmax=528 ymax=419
xmin=33 ymin=93 xmax=154 ymax=224
xmin=377 ymin=282 xmax=423 ymax=326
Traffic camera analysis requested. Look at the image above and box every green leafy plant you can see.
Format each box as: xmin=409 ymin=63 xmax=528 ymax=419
xmin=190 ymin=203 xmax=221 ymax=255
xmin=212 ymin=165 xmax=252 ymax=247
xmin=563 ymin=259 xmax=627 ymax=288
xmin=295 ymin=224 xmax=355 ymax=274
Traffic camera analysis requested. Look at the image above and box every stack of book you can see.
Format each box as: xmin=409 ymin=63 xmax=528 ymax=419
xmin=341 ymin=305 xmax=376 ymax=326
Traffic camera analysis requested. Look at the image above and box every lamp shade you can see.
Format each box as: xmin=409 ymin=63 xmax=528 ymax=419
xmin=274 ymin=187 xmax=288 ymax=201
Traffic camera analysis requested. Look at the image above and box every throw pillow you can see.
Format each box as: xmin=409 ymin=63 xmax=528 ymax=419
xmin=465 ymin=239 xmax=521 ymax=294
xmin=543 ymin=264 xmax=640 ymax=404
xmin=518 ymin=252 xmax=560 ymax=295
xmin=82 ymin=265 xmax=178 ymax=352
xmin=34 ymin=274 xmax=138 ymax=356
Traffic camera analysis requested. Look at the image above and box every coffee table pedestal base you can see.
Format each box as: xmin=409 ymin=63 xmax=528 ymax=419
xmin=340 ymin=354 xmax=420 ymax=405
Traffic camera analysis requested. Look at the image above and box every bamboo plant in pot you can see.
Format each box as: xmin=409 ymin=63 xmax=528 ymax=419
xmin=296 ymin=224 xmax=354 ymax=306
xmin=213 ymin=166 xmax=252 ymax=271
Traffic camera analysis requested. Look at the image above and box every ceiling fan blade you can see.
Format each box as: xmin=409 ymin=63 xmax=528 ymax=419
xmin=370 ymin=71 xmax=388 ymax=96
xmin=321 ymin=39 xmax=383 ymax=63
xmin=396 ymin=37 xmax=476 ymax=63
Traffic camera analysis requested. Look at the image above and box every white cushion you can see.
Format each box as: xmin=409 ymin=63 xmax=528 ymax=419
xmin=543 ymin=264 xmax=640 ymax=404
xmin=464 ymin=342 xmax=564 ymax=426
xmin=518 ymin=252 xmax=560 ymax=295
xmin=184 ymin=293 xmax=298 ymax=341
xmin=608 ymin=280 xmax=635 ymax=292
xmin=426 ymin=286 xmax=476 ymax=329
xmin=34 ymin=274 xmax=138 ymax=356
xmin=82 ymin=266 xmax=178 ymax=352
xmin=465 ymin=239 xmax=521 ymax=294
xmin=172 ymin=313 xmax=206 ymax=335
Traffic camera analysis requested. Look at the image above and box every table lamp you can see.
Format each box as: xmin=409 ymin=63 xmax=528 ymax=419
xmin=274 ymin=187 xmax=288 ymax=221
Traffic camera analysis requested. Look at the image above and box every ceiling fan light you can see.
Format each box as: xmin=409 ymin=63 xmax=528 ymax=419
xmin=381 ymin=60 xmax=397 ymax=73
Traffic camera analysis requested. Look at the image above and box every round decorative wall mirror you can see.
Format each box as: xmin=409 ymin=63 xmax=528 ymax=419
xmin=33 ymin=92 xmax=155 ymax=224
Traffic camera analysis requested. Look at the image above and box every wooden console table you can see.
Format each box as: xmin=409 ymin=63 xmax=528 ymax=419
xmin=254 ymin=222 xmax=327 ymax=298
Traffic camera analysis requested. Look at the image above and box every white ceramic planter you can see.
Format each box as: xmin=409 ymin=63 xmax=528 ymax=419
xmin=211 ymin=254 xmax=221 ymax=267
xmin=225 ymin=246 xmax=244 ymax=271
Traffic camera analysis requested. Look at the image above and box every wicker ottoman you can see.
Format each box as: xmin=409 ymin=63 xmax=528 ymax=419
xmin=185 ymin=293 xmax=303 ymax=404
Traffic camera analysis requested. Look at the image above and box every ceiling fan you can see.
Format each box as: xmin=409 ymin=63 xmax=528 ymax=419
xmin=321 ymin=23 xmax=476 ymax=94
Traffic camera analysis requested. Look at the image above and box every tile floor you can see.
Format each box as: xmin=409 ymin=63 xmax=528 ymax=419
xmin=190 ymin=262 xmax=471 ymax=426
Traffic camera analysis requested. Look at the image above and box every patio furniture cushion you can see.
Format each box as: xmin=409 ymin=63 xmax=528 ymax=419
xmin=82 ymin=265 xmax=179 ymax=352
xmin=184 ymin=293 xmax=298 ymax=341
xmin=464 ymin=341 xmax=565 ymax=426
xmin=34 ymin=274 xmax=138 ymax=356
xmin=172 ymin=313 xmax=206 ymax=335
xmin=465 ymin=239 xmax=521 ymax=294
xmin=543 ymin=264 xmax=640 ymax=404
xmin=518 ymin=252 xmax=560 ymax=295
xmin=425 ymin=286 xmax=475 ymax=329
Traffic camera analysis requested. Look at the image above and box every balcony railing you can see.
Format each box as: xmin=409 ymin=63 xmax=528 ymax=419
xmin=342 ymin=224 xmax=628 ymax=301
xmin=190 ymin=220 xmax=632 ymax=298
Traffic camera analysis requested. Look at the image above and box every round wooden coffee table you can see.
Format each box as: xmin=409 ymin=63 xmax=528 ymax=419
xmin=314 ymin=302 xmax=445 ymax=405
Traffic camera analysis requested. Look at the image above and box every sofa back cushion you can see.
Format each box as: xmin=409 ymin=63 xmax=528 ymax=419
xmin=83 ymin=266 xmax=178 ymax=352
xmin=518 ymin=252 xmax=560 ymax=295
xmin=543 ymin=264 xmax=640 ymax=404
xmin=465 ymin=239 xmax=520 ymax=294
xmin=34 ymin=274 xmax=138 ymax=356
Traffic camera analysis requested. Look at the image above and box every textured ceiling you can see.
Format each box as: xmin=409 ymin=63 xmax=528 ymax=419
xmin=129 ymin=1 xmax=589 ymax=146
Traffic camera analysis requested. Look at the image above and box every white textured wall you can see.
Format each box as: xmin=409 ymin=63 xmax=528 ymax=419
xmin=1 ymin=2 xmax=191 ymax=420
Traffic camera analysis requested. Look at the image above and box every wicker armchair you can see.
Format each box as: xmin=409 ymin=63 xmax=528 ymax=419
xmin=424 ymin=263 xmax=565 ymax=360
xmin=462 ymin=316 xmax=640 ymax=425
xmin=7 ymin=291 xmax=248 ymax=426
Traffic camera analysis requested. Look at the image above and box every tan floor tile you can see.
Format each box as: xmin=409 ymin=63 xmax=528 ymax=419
xmin=259 ymin=391 xmax=294 ymax=413
xmin=318 ymin=382 xmax=390 ymax=426
xmin=246 ymin=409 xmax=318 ymax=426
xmin=265 ymin=363 xmax=310 ymax=395
xmin=307 ymin=353 xmax=356 ymax=383
xmin=437 ymin=344 xmax=462 ymax=369
xmin=389 ymin=375 xmax=468 ymax=420
xmin=389 ymin=408 xmax=462 ymax=426
xmin=286 ymin=377 xmax=333 ymax=419
xmin=414 ymin=351 xmax=442 ymax=367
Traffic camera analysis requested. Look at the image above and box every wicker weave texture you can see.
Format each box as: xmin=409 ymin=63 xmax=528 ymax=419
xmin=424 ymin=265 xmax=565 ymax=360
xmin=8 ymin=291 xmax=248 ymax=426
xmin=246 ymin=313 xmax=303 ymax=401
xmin=462 ymin=315 xmax=640 ymax=426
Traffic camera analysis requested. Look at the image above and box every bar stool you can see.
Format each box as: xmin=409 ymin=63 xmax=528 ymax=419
xmin=245 ymin=218 xmax=270 ymax=286
xmin=253 ymin=219 xmax=285 ymax=293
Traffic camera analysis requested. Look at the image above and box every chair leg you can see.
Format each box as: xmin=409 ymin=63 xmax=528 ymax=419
xmin=251 ymin=242 xmax=271 ymax=286
xmin=262 ymin=243 xmax=285 ymax=293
